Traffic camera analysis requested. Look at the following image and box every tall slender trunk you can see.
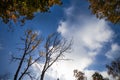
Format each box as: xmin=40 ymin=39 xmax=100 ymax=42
xmin=14 ymin=53 xmax=26 ymax=80
xmin=40 ymin=71 xmax=45 ymax=80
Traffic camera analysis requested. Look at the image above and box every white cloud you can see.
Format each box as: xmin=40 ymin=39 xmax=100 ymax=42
xmin=57 ymin=14 xmax=113 ymax=68
xmin=32 ymin=62 xmax=59 ymax=80
xmin=106 ymin=43 xmax=120 ymax=60
xmin=65 ymin=6 xmax=74 ymax=17
xmin=84 ymin=70 xmax=114 ymax=80
xmin=56 ymin=6 xmax=113 ymax=80
xmin=34 ymin=30 xmax=41 ymax=35
xmin=32 ymin=4 xmax=114 ymax=80
xmin=32 ymin=62 xmax=115 ymax=80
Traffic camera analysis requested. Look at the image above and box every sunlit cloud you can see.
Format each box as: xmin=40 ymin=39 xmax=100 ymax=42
xmin=32 ymin=62 xmax=58 ymax=80
xmin=56 ymin=5 xmax=113 ymax=80
xmin=32 ymin=2 xmax=114 ymax=80
xmin=106 ymin=43 xmax=120 ymax=60
xmin=84 ymin=69 xmax=114 ymax=80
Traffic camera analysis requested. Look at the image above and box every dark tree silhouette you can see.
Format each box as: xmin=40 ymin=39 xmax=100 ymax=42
xmin=73 ymin=69 xmax=85 ymax=80
xmin=12 ymin=30 xmax=72 ymax=80
xmin=13 ymin=30 xmax=43 ymax=80
xmin=92 ymin=72 xmax=104 ymax=80
xmin=106 ymin=57 xmax=120 ymax=80
xmin=88 ymin=0 xmax=120 ymax=23
xmin=40 ymin=33 xmax=72 ymax=80
xmin=0 ymin=0 xmax=62 ymax=24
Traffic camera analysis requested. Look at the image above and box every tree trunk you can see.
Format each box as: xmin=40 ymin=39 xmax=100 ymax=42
xmin=40 ymin=71 xmax=45 ymax=80
xmin=14 ymin=53 xmax=26 ymax=80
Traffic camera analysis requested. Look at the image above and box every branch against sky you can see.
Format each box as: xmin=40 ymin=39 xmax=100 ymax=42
xmin=106 ymin=57 xmax=120 ymax=80
xmin=40 ymin=33 xmax=72 ymax=80
xmin=11 ymin=30 xmax=72 ymax=80
xmin=0 ymin=0 xmax=62 ymax=24
xmin=88 ymin=0 xmax=120 ymax=24
xmin=13 ymin=30 xmax=43 ymax=80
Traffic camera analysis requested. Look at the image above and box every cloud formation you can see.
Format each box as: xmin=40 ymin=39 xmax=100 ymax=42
xmin=56 ymin=6 xmax=113 ymax=80
xmin=106 ymin=43 xmax=120 ymax=60
xmin=32 ymin=2 xmax=114 ymax=80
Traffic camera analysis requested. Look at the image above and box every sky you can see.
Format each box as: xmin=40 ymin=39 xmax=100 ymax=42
xmin=0 ymin=0 xmax=120 ymax=80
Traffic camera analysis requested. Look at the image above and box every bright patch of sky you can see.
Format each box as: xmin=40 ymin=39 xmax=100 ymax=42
xmin=106 ymin=43 xmax=120 ymax=60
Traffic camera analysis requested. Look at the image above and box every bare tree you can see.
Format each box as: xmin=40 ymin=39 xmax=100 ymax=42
xmin=40 ymin=33 xmax=72 ymax=80
xmin=12 ymin=30 xmax=71 ymax=80
xmin=13 ymin=30 xmax=43 ymax=80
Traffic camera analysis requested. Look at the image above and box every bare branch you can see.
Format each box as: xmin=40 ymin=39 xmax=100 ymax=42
xmin=40 ymin=33 xmax=72 ymax=80
xmin=14 ymin=30 xmax=42 ymax=80
xmin=13 ymin=31 xmax=71 ymax=80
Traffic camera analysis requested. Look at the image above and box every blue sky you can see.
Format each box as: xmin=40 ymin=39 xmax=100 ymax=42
xmin=0 ymin=0 xmax=120 ymax=80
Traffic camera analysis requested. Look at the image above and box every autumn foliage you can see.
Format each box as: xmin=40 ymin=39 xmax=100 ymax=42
xmin=88 ymin=0 xmax=120 ymax=23
xmin=0 ymin=0 xmax=62 ymax=24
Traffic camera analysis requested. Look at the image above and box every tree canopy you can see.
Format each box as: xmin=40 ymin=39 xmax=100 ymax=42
xmin=88 ymin=0 xmax=120 ymax=23
xmin=0 ymin=0 xmax=62 ymax=24
xmin=73 ymin=69 xmax=85 ymax=80
xmin=92 ymin=72 xmax=103 ymax=80
xmin=106 ymin=57 xmax=120 ymax=80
